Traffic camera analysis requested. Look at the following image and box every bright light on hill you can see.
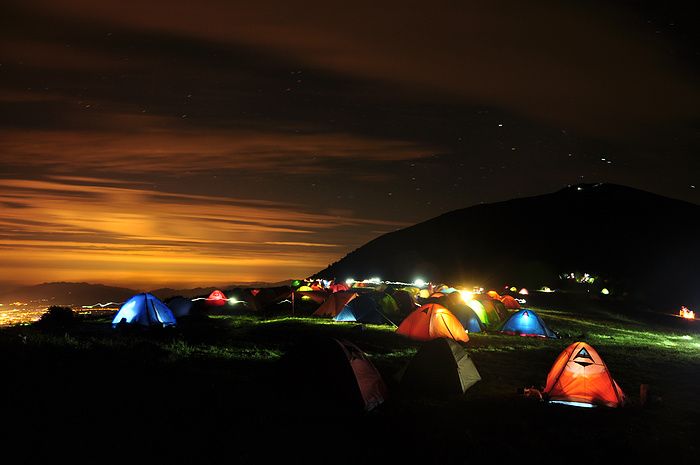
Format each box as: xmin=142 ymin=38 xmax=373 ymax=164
xmin=459 ymin=290 xmax=473 ymax=303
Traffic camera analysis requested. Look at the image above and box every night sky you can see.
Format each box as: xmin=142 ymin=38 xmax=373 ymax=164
xmin=1 ymin=1 xmax=698 ymax=288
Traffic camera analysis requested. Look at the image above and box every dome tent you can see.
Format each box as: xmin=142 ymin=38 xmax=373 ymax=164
xmin=334 ymin=294 xmax=395 ymax=325
xmin=399 ymin=338 xmax=481 ymax=398
xmin=206 ymin=290 xmax=228 ymax=306
xmin=281 ymin=336 xmax=387 ymax=412
xmin=499 ymin=309 xmax=557 ymax=338
xmin=435 ymin=296 xmax=485 ymax=333
xmin=397 ymin=304 xmax=468 ymax=342
xmin=313 ymin=291 xmax=358 ymax=317
xmin=112 ymin=293 xmax=176 ymax=328
xmin=544 ymin=342 xmax=625 ymax=407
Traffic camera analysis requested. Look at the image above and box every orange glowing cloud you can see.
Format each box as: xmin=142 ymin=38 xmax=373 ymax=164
xmin=0 ymin=177 xmax=408 ymax=287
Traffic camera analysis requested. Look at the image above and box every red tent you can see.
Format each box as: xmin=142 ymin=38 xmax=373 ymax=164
xmin=206 ymin=290 xmax=228 ymax=306
xmin=500 ymin=295 xmax=521 ymax=309
xmin=313 ymin=291 xmax=358 ymax=317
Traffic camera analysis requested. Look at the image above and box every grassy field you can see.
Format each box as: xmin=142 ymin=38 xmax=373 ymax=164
xmin=1 ymin=300 xmax=699 ymax=463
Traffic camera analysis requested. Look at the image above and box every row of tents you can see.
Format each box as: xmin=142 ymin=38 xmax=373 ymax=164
xmin=110 ymin=289 xmax=558 ymax=340
xmin=293 ymin=337 xmax=625 ymax=412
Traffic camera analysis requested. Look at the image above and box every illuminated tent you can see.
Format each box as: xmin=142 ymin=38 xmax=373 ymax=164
xmin=446 ymin=303 xmax=485 ymax=333
xmin=463 ymin=299 xmax=503 ymax=328
xmin=487 ymin=290 xmax=501 ymax=300
xmin=399 ymin=338 xmax=481 ymax=398
xmin=396 ymin=304 xmax=468 ymax=342
xmin=436 ymin=295 xmax=485 ymax=333
xmin=167 ymin=297 xmax=193 ymax=318
xmin=282 ymin=337 xmax=387 ymax=412
xmin=313 ymin=291 xmax=358 ymax=317
xmin=112 ymin=293 xmax=176 ymax=328
xmin=499 ymin=309 xmax=557 ymax=338
xmin=480 ymin=299 xmax=508 ymax=323
xmin=544 ymin=342 xmax=625 ymax=407
xmin=334 ymin=294 xmax=395 ymax=325
xmin=206 ymin=290 xmax=228 ymax=306
xmin=500 ymin=295 xmax=521 ymax=309
xmin=329 ymin=282 xmax=350 ymax=293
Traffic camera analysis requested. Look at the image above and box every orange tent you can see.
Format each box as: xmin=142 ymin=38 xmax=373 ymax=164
xmin=500 ymin=295 xmax=521 ymax=309
xmin=206 ymin=290 xmax=228 ymax=306
xmin=396 ymin=304 xmax=468 ymax=343
xmin=544 ymin=342 xmax=625 ymax=407
xmin=486 ymin=290 xmax=501 ymax=300
xmin=313 ymin=291 xmax=358 ymax=317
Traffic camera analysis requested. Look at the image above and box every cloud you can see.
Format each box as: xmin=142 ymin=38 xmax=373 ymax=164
xmin=11 ymin=0 xmax=699 ymax=135
xmin=0 ymin=177 xmax=406 ymax=286
xmin=0 ymin=120 xmax=435 ymax=175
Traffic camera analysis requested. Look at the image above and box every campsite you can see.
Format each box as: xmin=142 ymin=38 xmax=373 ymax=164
xmin=1 ymin=282 xmax=698 ymax=462
xmin=2 ymin=2 xmax=699 ymax=462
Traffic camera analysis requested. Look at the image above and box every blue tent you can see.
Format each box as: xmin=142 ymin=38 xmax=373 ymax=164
xmin=499 ymin=309 xmax=556 ymax=338
xmin=450 ymin=304 xmax=486 ymax=333
xmin=334 ymin=295 xmax=390 ymax=324
xmin=112 ymin=293 xmax=176 ymax=328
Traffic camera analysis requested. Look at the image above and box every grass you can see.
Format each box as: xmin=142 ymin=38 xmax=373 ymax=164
xmin=1 ymin=302 xmax=699 ymax=462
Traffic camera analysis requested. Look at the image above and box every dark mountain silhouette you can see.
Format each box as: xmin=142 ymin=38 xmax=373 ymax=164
xmin=0 ymin=282 xmax=138 ymax=306
xmin=0 ymin=280 xmax=296 ymax=307
xmin=314 ymin=183 xmax=700 ymax=307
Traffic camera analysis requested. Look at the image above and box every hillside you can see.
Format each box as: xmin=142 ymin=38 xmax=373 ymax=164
xmin=315 ymin=183 xmax=700 ymax=307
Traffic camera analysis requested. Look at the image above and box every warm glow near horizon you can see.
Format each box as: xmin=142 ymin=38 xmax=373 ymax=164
xmin=0 ymin=176 xmax=406 ymax=288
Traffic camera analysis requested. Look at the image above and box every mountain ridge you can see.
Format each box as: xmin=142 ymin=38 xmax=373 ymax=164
xmin=314 ymin=183 xmax=700 ymax=307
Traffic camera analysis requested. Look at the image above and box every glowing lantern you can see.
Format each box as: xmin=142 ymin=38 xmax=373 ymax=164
xmin=601 ymin=288 xmax=610 ymax=295
xmin=510 ymin=287 xmax=517 ymax=292
xmin=414 ymin=278 xmax=426 ymax=287
xmin=519 ymin=288 xmax=529 ymax=295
